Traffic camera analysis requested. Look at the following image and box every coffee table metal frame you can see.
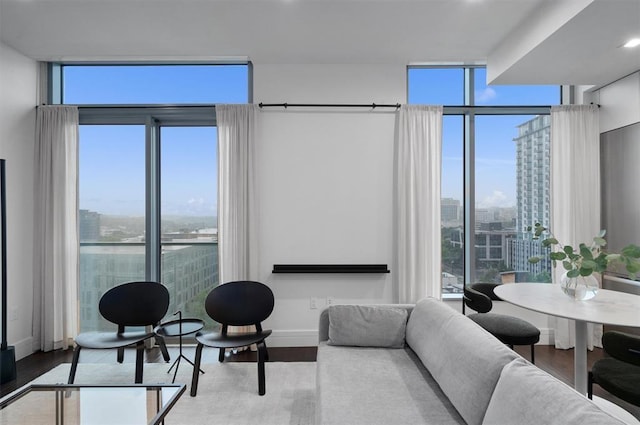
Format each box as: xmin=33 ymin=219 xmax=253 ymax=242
xmin=0 ymin=383 xmax=186 ymax=425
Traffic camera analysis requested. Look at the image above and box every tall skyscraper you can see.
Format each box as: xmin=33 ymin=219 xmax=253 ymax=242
xmin=511 ymin=115 xmax=552 ymax=275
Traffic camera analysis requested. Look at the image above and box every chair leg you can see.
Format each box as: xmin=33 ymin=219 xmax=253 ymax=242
xmin=68 ymin=346 xmax=82 ymax=384
xmin=257 ymin=341 xmax=267 ymax=396
xmin=117 ymin=347 xmax=125 ymax=363
xmin=263 ymin=341 xmax=270 ymax=362
xmin=588 ymin=371 xmax=594 ymax=399
xmin=218 ymin=348 xmax=225 ymax=363
xmin=157 ymin=336 xmax=171 ymax=362
xmin=531 ymin=344 xmax=535 ymax=364
xmin=134 ymin=342 xmax=145 ymax=384
xmin=190 ymin=343 xmax=204 ymax=397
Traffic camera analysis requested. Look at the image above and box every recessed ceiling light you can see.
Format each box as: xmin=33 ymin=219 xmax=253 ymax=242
xmin=623 ymin=38 xmax=640 ymax=48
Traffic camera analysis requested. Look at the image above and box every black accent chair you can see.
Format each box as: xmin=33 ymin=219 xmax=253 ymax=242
xmin=464 ymin=283 xmax=540 ymax=363
xmin=68 ymin=281 xmax=171 ymax=384
xmin=190 ymin=281 xmax=274 ymax=397
xmin=589 ymin=331 xmax=640 ymax=406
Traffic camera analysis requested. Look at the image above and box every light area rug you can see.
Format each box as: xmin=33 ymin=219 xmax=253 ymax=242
xmin=4 ymin=362 xmax=316 ymax=425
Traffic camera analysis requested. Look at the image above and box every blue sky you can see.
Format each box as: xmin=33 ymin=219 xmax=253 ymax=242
xmin=70 ymin=65 xmax=558 ymax=216
xmin=409 ymin=67 xmax=559 ymax=208
xmin=68 ymin=65 xmax=248 ymax=217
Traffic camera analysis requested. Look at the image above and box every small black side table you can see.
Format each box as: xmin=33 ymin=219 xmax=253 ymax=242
xmin=154 ymin=311 xmax=205 ymax=383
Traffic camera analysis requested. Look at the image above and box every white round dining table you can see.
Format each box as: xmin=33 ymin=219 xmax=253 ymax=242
xmin=495 ymin=282 xmax=640 ymax=395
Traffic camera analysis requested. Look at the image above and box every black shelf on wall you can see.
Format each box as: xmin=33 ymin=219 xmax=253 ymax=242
xmin=272 ymin=264 xmax=390 ymax=274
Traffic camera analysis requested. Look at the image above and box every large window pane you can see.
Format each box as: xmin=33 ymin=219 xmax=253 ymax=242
xmin=408 ymin=65 xmax=558 ymax=294
xmin=474 ymin=116 xmax=521 ymax=284
xmin=65 ymin=63 xmax=247 ymax=334
xmin=475 ymin=114 xmax=552 ymax=284
xmin=408 ymin=68 xmax=464 ymax=105
xmin=160 ymin=127 xmax=218 ymax=328
xmin=441 ymin=116 xmax=463 ymax=294
xmin=79 ymin=125 xmax=146 ymax=332
xmin=474 ymin=69 xmax=559 ymax=106
xmin=63 ymin=64 xmax=249 ymax=104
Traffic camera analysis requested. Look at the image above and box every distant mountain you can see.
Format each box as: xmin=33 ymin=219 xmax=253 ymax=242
xmin=100 ymin=214 xmax=217 ymax=234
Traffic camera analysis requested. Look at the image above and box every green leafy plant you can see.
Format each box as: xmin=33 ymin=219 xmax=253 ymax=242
xmin=527 ymin=223 xmax=640 ymax=279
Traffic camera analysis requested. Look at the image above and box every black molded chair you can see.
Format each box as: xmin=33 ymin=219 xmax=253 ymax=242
xmin=190 ymin=280 xmax=274 ymax=397
xmin=68 ymin=281 xmax=171 ymax=384
xmin=464 ymin=283 xmax=540 ymax=363
xmin=589 ymin=331 xmax=640 ymax=406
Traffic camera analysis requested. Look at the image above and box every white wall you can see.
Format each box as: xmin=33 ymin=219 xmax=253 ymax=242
xmin=253 ymin=64 xmax=405 ymax=345
xmin=0 ymin=42 xmax=37 ymax=360
xmin=584 ymin=71 xmax=640 ymax=132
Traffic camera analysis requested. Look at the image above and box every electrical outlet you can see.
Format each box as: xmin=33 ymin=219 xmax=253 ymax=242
xmin=9 ymin=307 xmax=18 ymax=321
xmin=326 ymin=297 xmax=334 ymax=306
xmin=310 ymin=297 xmax=317 ymax=310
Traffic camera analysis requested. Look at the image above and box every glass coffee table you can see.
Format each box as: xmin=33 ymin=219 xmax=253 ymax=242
xmin=0 ymin=383 xmax=185 ymax=425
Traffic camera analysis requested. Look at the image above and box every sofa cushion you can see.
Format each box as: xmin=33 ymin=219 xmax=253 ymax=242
xmin=316 ymin=342 xmax=466 ymax=425
xmin=482 ymin=358 xmax=627 ymax=425
xmin=405 ymin=297 xmax=519 ymax=425
xmin=327 ymin=305 xmax=408 ymax=348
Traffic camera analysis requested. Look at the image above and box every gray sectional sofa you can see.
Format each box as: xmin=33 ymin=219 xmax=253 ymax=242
xmin=316 ymin=297 xmax=629 ymax=425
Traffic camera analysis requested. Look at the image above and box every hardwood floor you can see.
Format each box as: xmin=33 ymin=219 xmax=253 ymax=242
xmin=2 ymin=344 xmax=639 ymax=420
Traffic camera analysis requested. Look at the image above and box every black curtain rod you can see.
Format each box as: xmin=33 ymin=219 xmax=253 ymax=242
xmin=37 ymin=104 xmax=216 ymax=109
xmin=259 ymin=102 xmax=401 ymax=110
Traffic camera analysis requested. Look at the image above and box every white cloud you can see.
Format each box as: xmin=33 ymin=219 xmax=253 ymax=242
xmin=188 ymin=197 xmax=205 ymax=205
xmin=475 ymin=87 xmax=497 ymax=104
xmin=479 ymin=190 xmax=511 ymax=208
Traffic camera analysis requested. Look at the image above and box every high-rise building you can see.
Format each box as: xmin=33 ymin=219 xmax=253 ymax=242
xmin=79 ymin=241 xmax=218 ymax=332
xmin=441 ymin=198 xmax=461 ymax=224
xmin=79 ymin=209 xmax=101 ymax=242
xmin=510 ymin=115 xmax=552 ymax=275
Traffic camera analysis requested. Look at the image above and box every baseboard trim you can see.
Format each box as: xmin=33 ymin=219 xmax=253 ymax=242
xmin=268 ymin=330 xmax=318 ymax=347
xmin=12 ymin=337 xmax=34 ymax=361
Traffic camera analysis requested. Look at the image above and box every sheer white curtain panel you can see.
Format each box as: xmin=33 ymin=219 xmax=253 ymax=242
xmin=217 ymin=104 xmax=260 ymax=340
xmin=550 ymin=104 xmax=602 ymax=349
xmin=33 ymin=105 xmax=79 ymax=352
xmin=394 ymin=105 xmax=443 ymax=303
xmin=217 ymin=104 xmax=260 ymax=284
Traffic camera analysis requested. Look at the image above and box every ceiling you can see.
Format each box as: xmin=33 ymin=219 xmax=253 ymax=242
xmin=0 ymin=0 xmax=638 ymax=87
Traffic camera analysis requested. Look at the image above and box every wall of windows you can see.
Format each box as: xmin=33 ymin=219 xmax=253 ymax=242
xmin=57 ymin=63 xmax=249 ymax=331
xmin=408 ymin=66 xmax=559 ymax=294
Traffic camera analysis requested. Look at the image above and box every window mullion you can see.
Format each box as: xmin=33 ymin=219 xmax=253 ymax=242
xmin=146 ymin=117 xmax=161 ymax=282
xmin=464 ymin=68 xmax=476 ymax=286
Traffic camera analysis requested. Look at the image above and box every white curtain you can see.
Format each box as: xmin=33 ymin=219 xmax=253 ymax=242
xmin=217 ymin=104 xmax=260 ymax=284
xmin=33 ymin=105 xmax=79 ymax=352
xmin=550 ymin=104 xmax=602 ymax=349
xmin=394 ymin=105 xmax=443 ymax=303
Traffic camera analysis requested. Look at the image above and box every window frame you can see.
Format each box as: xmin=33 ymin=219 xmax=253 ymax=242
xmin=407 ymin=65 xmax=560 ymax=298
xmin=53 ymin=62 xmax=250 ymax=320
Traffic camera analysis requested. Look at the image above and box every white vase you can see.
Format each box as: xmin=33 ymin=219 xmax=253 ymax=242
xmin=560 ymin=272 xmax=599 ymax=300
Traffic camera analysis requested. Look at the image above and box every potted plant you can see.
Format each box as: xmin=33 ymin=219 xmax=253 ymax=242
xmin=527 ymin=223 xmax=640 ymax=300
